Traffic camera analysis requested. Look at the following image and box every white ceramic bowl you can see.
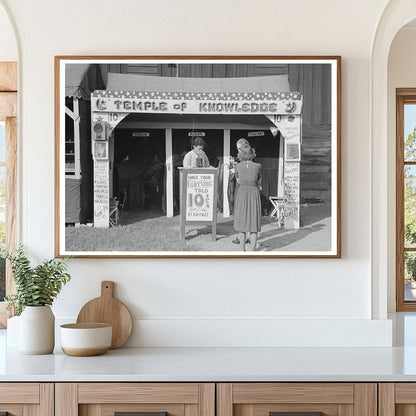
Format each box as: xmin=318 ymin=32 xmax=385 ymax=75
xmin=60 ymin=323 xmax=112 ymax=356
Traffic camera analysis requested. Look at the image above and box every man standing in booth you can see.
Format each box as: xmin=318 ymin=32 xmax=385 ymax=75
xmin=183 ymin=137 xmax=210 ymax=168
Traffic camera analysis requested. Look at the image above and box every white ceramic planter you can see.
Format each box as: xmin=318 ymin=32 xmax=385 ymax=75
xmin=19 ymin=306 xmax=55 ymax=354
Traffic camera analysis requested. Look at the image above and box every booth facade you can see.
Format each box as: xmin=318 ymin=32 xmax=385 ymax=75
xmin=88 ymin=73 xmax=303 ymax=230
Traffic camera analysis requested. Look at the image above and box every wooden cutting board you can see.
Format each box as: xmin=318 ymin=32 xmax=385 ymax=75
xmin=76 ymin=281 xmax=133 ymax=349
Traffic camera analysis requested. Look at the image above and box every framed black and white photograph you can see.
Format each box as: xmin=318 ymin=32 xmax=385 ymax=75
xmin=55 ymin=56 xmax=341 ymax=258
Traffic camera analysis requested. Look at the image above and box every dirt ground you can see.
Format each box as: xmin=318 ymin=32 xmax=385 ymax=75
xmin=66 ymin=203 xmax=332 ymax=253
xmin=174 ymin=203 xmax=331 ymax=252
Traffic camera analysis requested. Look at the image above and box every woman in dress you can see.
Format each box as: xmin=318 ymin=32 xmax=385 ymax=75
xmin=230 ymin=138 xmax=250 ymax=244
xmin=233 ymin=144 xmax=262 ymax=251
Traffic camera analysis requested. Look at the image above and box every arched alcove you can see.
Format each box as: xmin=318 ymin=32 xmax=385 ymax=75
xmin=371 ymin=1 xmax=416 ymax=319
xmin=387 ymin=21 xmax=416 ymax=313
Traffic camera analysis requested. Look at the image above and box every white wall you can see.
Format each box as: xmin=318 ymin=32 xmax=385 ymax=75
xmin=0 ymin=0 xmax=394 ymax=347
xmin=0 ymin=3 xmax=16 ymax=61
xmin=387 ymin=26 xmax=416 ymax=312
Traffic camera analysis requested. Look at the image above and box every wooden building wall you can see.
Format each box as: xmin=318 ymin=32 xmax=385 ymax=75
xmin=288 ymin=64 xmax=332 ymax=205
xmin=100 ymin=63 xmax=332 ymax=204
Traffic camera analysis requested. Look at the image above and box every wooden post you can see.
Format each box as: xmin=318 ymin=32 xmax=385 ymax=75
xmin=91 ymin=113 xmax=110 ymax=228
xmin=179 ymin=168 xmax=185 ymax=241
xmin=109 ymin=132 xmax=114 ymax=198
xmin=73 ymin=97 xmax=81 ymax=227
xmin=73 ymin=98 xmax=81 ymax=180
xmin=223 ymin=129 xmax=231 ymax=218
xmin=266 ymin=112 xmax=302 ymax=230
xmin=166 ymin=128 xmax=174 ymax=217
xmin=282 ymin=115 xmax=301 ymax=229
xmin=212 ymin=169 xmax=218 ymax=241
xmin=278 ymin=134 xmax=284 ymax=198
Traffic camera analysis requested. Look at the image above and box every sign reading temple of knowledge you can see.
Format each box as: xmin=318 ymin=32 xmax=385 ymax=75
xmin=92 ymin=90 xmax=302 ymax=115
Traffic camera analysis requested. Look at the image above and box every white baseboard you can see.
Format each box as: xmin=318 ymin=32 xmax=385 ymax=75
xmin=55 ymin=317 xmax=392 ymax=348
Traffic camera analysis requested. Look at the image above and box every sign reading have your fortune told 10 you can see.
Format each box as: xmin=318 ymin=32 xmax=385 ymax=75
xmin=180 ymin=168 xmax=219 ymax=242
xmin=186 ymin=173 xmax=215 ymax=221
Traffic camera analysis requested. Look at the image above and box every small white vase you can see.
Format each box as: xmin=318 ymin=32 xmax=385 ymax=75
xmin=19 ymin=306 xmax=55 ymax=354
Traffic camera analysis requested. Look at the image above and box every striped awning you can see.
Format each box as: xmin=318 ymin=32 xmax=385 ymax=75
xmin=106 ymin=73 xmax=290 ymax=94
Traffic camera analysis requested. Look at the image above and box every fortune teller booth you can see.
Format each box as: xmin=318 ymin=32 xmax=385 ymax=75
xmin=67 ymin=71 xmax=304 ymax=229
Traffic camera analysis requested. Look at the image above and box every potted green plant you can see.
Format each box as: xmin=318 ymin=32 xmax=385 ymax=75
xmin=4 ymin=246 xmax=71 ymax=354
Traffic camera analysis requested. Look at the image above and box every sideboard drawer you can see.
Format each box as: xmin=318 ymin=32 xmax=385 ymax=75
xmin=217 ymin=383 xmax=376 ymax=416
xmin=56 ymin=383 xmax=215 ymax=416
xmin=378 ymin=383 xmax=416 ymax=416
xmin=0 ymin=383 xmax=53 ymax=416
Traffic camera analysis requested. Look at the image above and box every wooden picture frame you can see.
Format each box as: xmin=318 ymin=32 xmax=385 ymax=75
xmin=55 ymin=56 xmax=341 ymax=258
